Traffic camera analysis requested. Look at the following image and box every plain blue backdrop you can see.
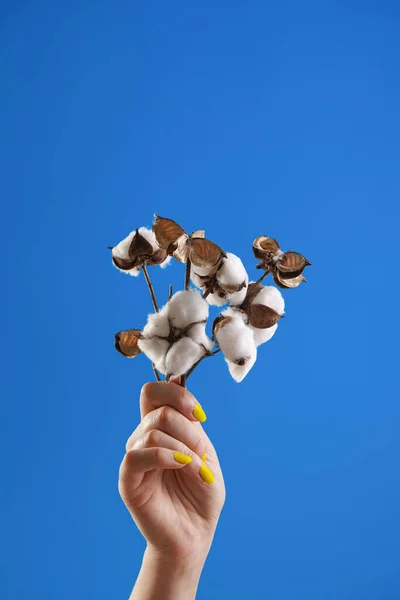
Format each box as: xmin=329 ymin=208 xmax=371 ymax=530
xmin=1 ymin=1 xmax=399 ymax=598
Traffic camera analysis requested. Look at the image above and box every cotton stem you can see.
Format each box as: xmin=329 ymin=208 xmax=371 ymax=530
xmin=142 ymin=265 xmax=159 ymax=312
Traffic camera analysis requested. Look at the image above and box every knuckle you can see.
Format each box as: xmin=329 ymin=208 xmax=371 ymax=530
xmin=140 ymin=382 xmax=156 ymax=404
xmin=124 ymin=448 xmax=137 ymax=467
xmin=143 ymin=429 xmax=161 ymax=447
xmin=157 ymin=405 xmax=174 ymax=427
xmin=153 ymin=447 xmax=164 ymax=463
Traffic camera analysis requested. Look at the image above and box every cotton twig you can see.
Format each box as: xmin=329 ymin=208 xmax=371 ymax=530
xmin=185 ymin=348 xmax=221 ymax=381
xmin=142 ymin=265 xmax=159 ymax=312
xmin=152 ymin=364 xmax=161 ymax=381
xmin=184 ymin=258 xmax=191 ymax=291
xmin=169 ymin=283 xmax=173 ymax=300
xmin=255 ymin=270 xmax=269 ymax=285
xmin=202 ymin=281 xmax=214 ymax=299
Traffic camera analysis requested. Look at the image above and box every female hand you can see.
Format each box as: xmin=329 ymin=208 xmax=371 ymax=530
xmin=119 ymin=380 xmax=226 ymax=599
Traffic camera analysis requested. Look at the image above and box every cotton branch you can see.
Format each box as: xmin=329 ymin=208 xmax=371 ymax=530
xmin=142 ymin=265 xmax=159 ymax=312
xmin=185 ymin=258 xmax=191 ymax=291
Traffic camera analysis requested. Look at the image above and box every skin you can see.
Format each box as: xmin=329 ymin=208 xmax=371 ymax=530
xmin=119 ymin=379 xmax=226 ymax=600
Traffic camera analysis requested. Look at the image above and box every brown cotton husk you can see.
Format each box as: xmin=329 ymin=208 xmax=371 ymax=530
xmin=112 ymin=255 xmax=135 ymax=271
xmin=129 ymin=229 xmax=168 ymax=266
xmin=152 ymin=216 xmax=187 ymax=251
xmin=146 ymin=248 xmax=169 ymax=266
xmin=273 ymin=270 xmax=306 ymax=289
xmin=276 ymin=251 xmax=311 ymax=275
xmin=129 ymin=229 xmax=154 ymax=259
xmin=239 ymin=282 xmax=263 ymax=312
xmin=247 ymin=304 xmax=283 ymax=329
xmin=212 ymin=314 xmax=232 ymax=335
xmin=188 ymin=238 xmax=224 ymax=269
xmin=115 ymin=329 xmax=143 ymax=357
xmin=252 ymin=236 xmax=281 ymax=260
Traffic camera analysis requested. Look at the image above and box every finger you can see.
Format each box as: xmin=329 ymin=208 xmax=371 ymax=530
xmin=128 ymin=427 xmax=206 ymax=464
xmin=119 ymin=447 xmax=191 ymax=487
xmin=140 ymin=381 xmax=207 ymax=423
xmin=120 ymin=446 xmax=215 ymax=489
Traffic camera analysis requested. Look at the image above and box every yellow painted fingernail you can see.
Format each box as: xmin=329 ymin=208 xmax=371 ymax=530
xmin=201 ymin=453 xmax=207 ymax=462
xmin=193 ymin=403 xmax=207 ymax=423
xmin=174 ymin=452 xmax=192 ymax=465
xmin=200 ymin=464 xmax=214 ymax=485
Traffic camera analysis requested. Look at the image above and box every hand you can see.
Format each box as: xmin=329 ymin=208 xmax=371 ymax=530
xmin=119 ymin=380 xmax=225 ymax=581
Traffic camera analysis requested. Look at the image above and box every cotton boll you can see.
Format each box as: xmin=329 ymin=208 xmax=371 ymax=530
xmin=206 ymin=293 xmax=227 ymax=307
xmin=142 ymin=305 xmax=170 ymax=338
xmin=215 ymin=317 xmax=256 ymax=363
xmin=165 ymin=338 xmax=205 ymax=377
xmin=252 ymin=286 xmax=285 ymax=315
xmin=138 ymin=337 xmax=170 ymax=365
xmin=111 ymin=231 xmax=140 ymax=276
xmin=217 ymin=253 xmax=248 ymax=290
xmin=186 ymin=323 xmax=214 ymax=352
xmin=167 ymin=290 xmax=209 ymax=329
xmin=227 ymin=350 xmax=257 ymax=383
xmin=250 ymin=323 xmax=278 ymax=347
xmin=226 ymin=285 xmax=248 ymax=306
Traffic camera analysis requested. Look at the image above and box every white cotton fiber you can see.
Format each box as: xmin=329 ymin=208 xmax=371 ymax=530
xmin=160 ymin=255 xmax=172 ymax=269
xmin=227 ymin=350 xmax=257 ymax=382
xmin=252 ymin=285 xmax=285 ymax=315
xmin=153 ymin=357 xmax=167 ymax=375
xmin=249 ymin=323 xmax=278 ymax=347
xmin=191 ymin=264 xmax=215 ymax=277
xmin=112 ymin=231 xmax=134 ymax=258
xmin=190 ymin=270 xmax=207 ymax=291
xmin=225 ymin=285 xmax=248 ymax=307
xmin=186 ymin=323 xmax=214 ymax=352
xmin=206 ymin=293 xmax=227 ymax=307
xmin=167 ymin=290 xmax=209 ymax=329
xmin=217 ymin=253 xmax=248 ymax=290
xmin=138 ymin=338 xmax=170 ymax=366
xmin=137 ymin=227 xmax=158 ymax=250
xmin=165 ymin=337 xmax=204 ymax=377
xmin=215 ymin=317 xmax=256 ymax=363
xmin=142 ymin=305 xmax=170 ymax=338
xmin=222 ymin=307 xmax=248 ymax=323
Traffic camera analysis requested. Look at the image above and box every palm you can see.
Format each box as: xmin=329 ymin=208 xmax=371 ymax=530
xmin=122 ymin=443 xmax=225 ymax=556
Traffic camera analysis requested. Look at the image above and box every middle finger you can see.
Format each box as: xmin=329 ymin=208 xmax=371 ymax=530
xmin=127 ymin=405 xmax=207 ymax=459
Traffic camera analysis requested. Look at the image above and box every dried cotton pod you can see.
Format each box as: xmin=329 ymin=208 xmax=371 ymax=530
xmin=111 ymin=227 xmax=170 ymax=275
xmin=252 ymin=236 xmax=281 ymax=260
xmin=114 ymin=329 xmax=142 ymax=357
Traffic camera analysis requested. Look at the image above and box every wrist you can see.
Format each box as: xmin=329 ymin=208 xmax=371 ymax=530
xmin=144 ymin=544 xmax=209 ymax=576
xmin=130 ymin=546 xmax=208 ymax=600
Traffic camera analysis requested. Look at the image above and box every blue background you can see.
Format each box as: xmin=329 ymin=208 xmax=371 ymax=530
xmin=1 ymin=1 xmax=399 ymax=598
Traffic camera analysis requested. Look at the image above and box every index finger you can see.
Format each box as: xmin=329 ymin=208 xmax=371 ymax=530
xmin=140 ymin=381 xmax=207 ymax=423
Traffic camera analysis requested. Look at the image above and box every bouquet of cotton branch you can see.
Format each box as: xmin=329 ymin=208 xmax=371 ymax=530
xmin=110 ymin=216 xmax=310 ymax=385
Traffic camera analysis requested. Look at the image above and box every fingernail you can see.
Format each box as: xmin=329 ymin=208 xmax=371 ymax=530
xmin=193 ymin=403 xmax=207 ymax=423
xmin=174 ymin=452 xmax=192 ymax=465
xmin=200 ymin=464 xmax=215 ymax=485
xmin=201 ymin=453 xmax=207 ymax=462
